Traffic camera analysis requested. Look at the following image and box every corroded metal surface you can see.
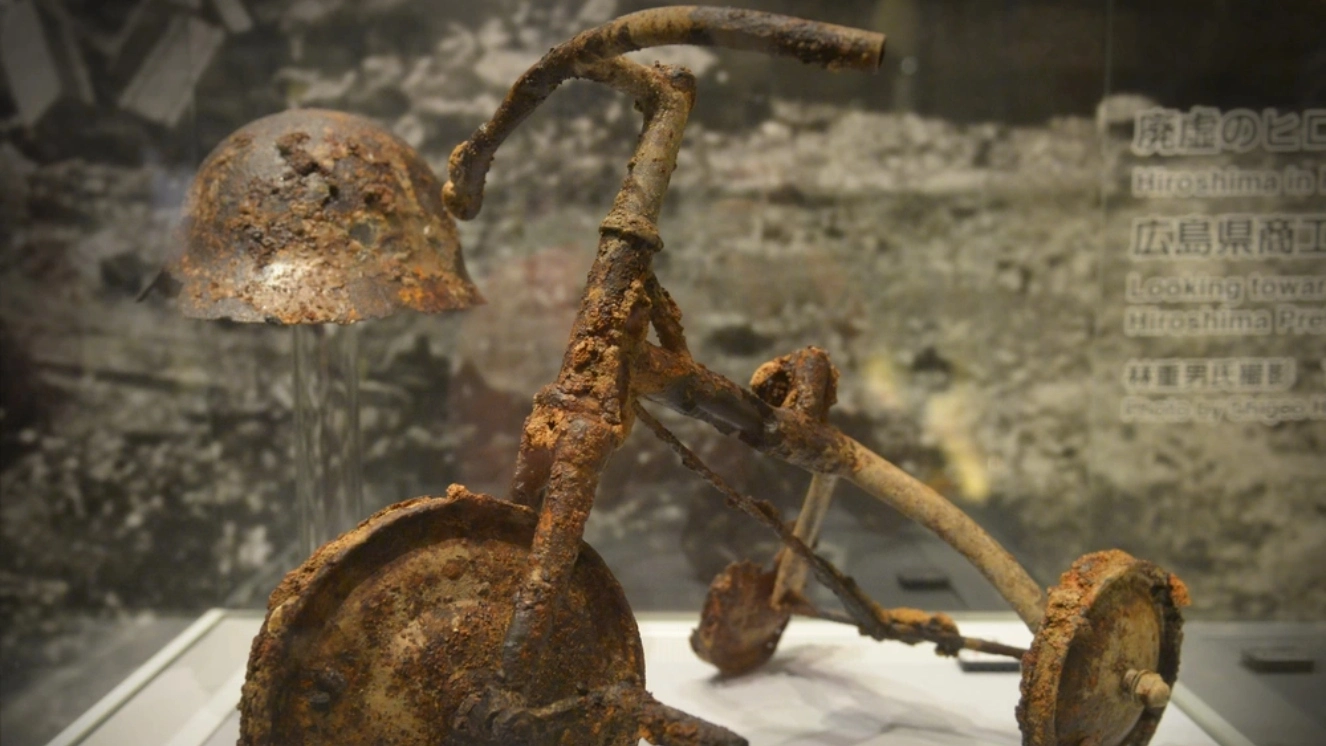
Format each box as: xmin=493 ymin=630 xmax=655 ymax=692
xmin=636 ymin=402 xmax=1013 ymax=660
xmin=751 ymin=348 xmax=839 ymax=607
xmin=444 ymin=6 xmax=886 ymax=220
xmin=633 ymin=341 xmax=1048 ymax=628
xmin=239 ymin=487 xmax=644 ymax=745
xmin=690 ymin=560 xmax=789 ymax=676
xmin=1018 ymin=550 xmax=1189 ymax=746
xmin=218 ymin=5 xmax=1194 ymax=744
xmin=236 ymin=8 xmax=891 ymax=743
xmin=772 ymin=473 xmax=837 ymax=606
xmin=748 ymin=347 xmax=839 ymax=419
xmin=494 ymin=58 xmax=698 ymax=694
xmin=690 ymin=347 xmax=837 ymax=676
xmin=637 ymin=698 xmax=749 ymax=746
xmin=434 ymin=3 xmax=887 ymax=722
xmin=170 ymin=108 xmax=482 ymax=324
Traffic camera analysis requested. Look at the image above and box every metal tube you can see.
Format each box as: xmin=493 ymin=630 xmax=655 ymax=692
xmin=771 ymin=473 xmax=838 ymax=605
xmin=500 ymin=59 xmax=697 ymax=689
xmin=444 ymin=7 xmax=885 ymax=220
xmin=843 ymin=440 xmax=1044 ymax=629
xmin=634 ymin=343 xmax=1046 ymax=630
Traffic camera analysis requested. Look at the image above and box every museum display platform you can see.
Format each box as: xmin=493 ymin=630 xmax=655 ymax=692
xmin=44 ymin=610 xmax=1322 ymax=746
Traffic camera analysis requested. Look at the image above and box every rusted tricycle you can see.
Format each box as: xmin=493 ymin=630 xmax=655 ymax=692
xmin=169 ymin=7 xmax=1187 ymax=746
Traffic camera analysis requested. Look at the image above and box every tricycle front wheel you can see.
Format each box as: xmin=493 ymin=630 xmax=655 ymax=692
xmin=240 ymin=487 xmax=645 ymax=746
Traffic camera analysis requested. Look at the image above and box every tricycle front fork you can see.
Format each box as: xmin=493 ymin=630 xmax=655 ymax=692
xmin=439 ymin=2 xmax=887 ymax=712
xmin=497 ymin=59 xmax=696 ymax=690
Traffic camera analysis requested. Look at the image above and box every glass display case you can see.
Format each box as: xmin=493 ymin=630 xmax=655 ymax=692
xmin=1 ymin=1 xmax=1321 ymax=745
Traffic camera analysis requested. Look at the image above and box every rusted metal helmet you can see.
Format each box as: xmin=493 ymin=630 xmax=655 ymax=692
xmin=168 ymin=108 xmax=482 ymax=324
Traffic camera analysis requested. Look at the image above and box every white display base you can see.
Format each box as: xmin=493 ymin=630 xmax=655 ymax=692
xmin=48 ymin=611 xmax=1240 ymax=746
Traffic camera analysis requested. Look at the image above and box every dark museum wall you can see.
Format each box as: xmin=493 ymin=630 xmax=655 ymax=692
xmin=1 ymin=0 xmax=1323 ymax=736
